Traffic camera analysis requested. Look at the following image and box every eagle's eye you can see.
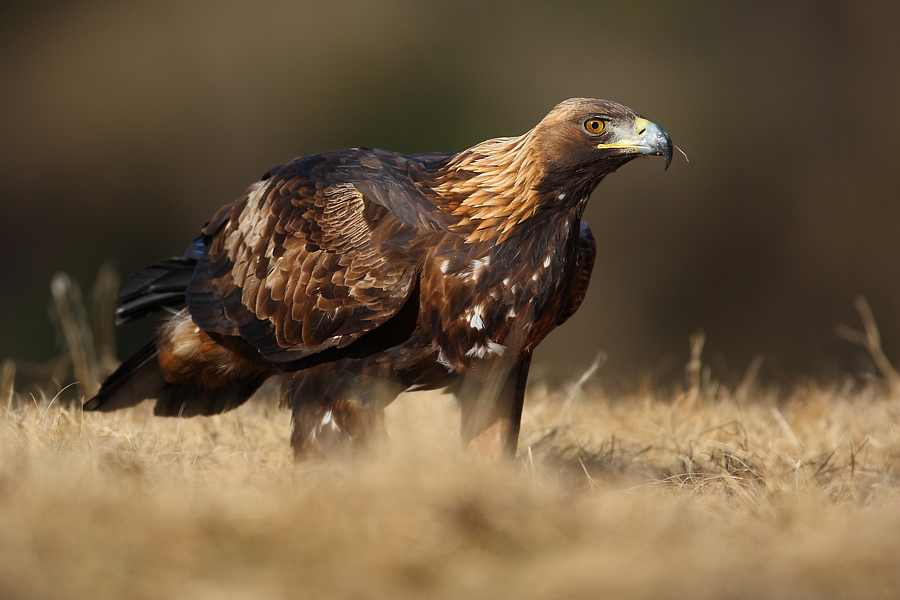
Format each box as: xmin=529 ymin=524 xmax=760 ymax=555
xmin=584 ymin=119 xmax=605 ymax=134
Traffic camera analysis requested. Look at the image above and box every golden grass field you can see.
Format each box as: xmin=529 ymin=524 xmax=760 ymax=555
xmin=2 ymin=281 xmax=899 ymax=599
xmin=3 ymin=372 xmax=900 ymax=600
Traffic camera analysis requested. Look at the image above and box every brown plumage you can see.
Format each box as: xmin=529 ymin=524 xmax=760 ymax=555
xmin=84 ymin=98 xmax=673 ymax=459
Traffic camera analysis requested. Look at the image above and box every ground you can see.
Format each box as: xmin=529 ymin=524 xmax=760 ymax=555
xmin=2 ymin=373 xmax=900 ymax=600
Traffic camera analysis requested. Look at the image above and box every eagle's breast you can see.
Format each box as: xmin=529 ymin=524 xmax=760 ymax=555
xmin=419 ymin=212 xmax=578 ymax=374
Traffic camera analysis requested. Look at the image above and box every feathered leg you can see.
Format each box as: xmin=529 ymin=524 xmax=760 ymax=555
xmin=457 ymin=352 xmax=532 ymax=460
xmin=289 ymin=398 xmax=387 ymax=459
xmin=283 ymin=362 xmax=403 ymax=459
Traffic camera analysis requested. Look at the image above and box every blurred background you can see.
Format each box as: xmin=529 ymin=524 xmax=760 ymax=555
xmin=2 ymin=0 xmax=899 ymax=394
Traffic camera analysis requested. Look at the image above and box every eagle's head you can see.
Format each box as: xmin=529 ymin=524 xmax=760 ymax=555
xmin=531 ymin=98 xmax=673 ymax=192
xmin=437 ymin=98 xmax=673 ymax=242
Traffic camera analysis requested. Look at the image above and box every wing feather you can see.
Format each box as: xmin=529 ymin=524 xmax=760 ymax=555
xmin=186 ymin=150 xmax=431 ymax=362
xmin=557 ymin=221 xmax=596 ymax=326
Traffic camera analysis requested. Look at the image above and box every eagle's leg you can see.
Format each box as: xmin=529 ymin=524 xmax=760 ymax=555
xmin=289 ymin=399 xmax=386 ymax=459
xmin=282 ymin=364 xmax=398 ymax=460
xmin=458 ymin=352 xmax=532 ymax=461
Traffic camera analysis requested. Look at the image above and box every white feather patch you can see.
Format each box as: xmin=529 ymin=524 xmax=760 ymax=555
xmin=466 ymin=305 xmax=485 ymax=330
xmin=465 ymin=340 xmax=506 ymax=358
xmin=465 ymin=344 xmax=487 ymax=358
xmin=487 ymin=341 xmax=506 ymax=356
xmin=437 ymin=349 xmax=455 ymax=372
xmin=471 ymin=256 xmax=490 ymax=273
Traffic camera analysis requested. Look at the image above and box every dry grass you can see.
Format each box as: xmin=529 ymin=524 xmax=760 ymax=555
xmin=4 ymin=277 xmax=899 ymax=598
xmin=2 ymin=377 xmax=900 ymax=600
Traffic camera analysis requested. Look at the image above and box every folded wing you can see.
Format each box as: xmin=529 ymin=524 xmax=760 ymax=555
xmin=186 ymin=152 xmax=431 ymax=362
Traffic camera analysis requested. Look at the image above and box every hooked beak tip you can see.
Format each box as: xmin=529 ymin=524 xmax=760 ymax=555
xmin=641 ymin=121 xmax=673 ymax=171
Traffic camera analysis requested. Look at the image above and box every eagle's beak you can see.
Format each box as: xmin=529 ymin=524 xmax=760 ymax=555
xmin=597 ymin=117 xmax=674 ymax=170
xmin=632 ymin=118 xmax=673 ymax=170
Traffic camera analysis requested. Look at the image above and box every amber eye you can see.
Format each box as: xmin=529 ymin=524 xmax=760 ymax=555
xmin=584 ymin=119 xmax=605 ymax=134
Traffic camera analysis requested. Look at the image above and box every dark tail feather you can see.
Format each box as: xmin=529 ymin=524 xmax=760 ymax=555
xmin=84 ymin=338 xmax=268 ymax=417
xmin=83 ymin=340 xmax=166 ymax=412
xmin=115 ymin=236 xmax=207 ymax=324
xmin=150 ymin=374 xmax=269 ymax=417
xmin=115 ymin=258 xmax=195 ymax=324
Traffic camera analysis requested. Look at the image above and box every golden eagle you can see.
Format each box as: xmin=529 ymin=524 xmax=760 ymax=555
xmin=84 ymin=98 xmax=672 ymax=459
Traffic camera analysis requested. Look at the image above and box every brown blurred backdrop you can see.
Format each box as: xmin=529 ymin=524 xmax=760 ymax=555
xmin=2 ymin=1 xmax=899 ymax=390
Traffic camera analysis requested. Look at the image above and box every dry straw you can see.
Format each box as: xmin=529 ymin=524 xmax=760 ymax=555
xmin=2 ymin=275 xmax=900 ymax=599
